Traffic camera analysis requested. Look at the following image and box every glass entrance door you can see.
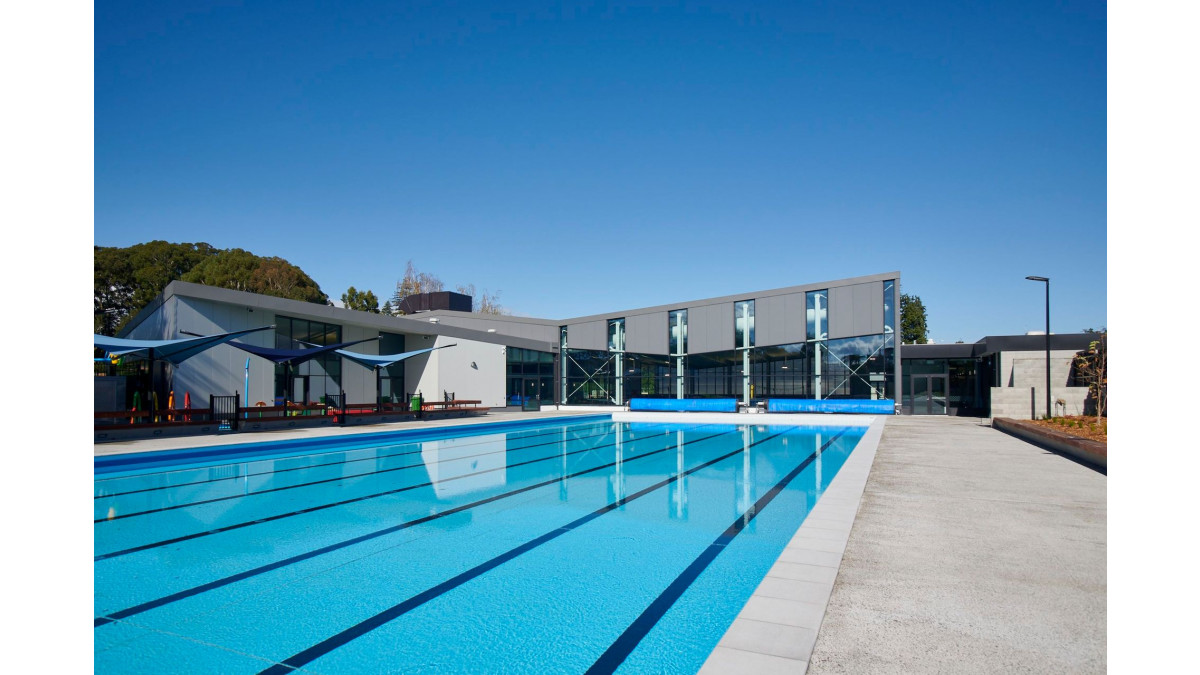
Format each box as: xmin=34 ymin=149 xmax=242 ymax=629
xmin=910 ymin=375 xmax=948 ymax=415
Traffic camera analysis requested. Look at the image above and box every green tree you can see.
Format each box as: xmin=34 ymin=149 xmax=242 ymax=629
xmin=94 ymin=245 xmax=135 ymax=335
xmin=900 ymin=293 xmax=929 ymax=344
xmin=1074 ymin=332 xmax=1107 ymax=419
xmin=94 ymin=241 xmax=333 ymax=335
xmin=94 ymin=241 xmax=217 ymax=335
xmin=341 ymin=286 xmax=380 ymax=313
xmin=381 ymin=300 xmax=394 ymax=316
xmin=182 ymin=250 xmax=329 ymax=304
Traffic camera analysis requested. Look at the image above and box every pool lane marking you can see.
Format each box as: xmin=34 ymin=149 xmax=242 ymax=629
xmin=95 ymin=427 xmax=618 ymax=521
xmin=94 ymin=427 xmax=650 ymax=561
xmin=253 ymin=430 xmax=785 ymax=675
xmin=584 ymin=429 xmax=849 ymax=674
xmin=93 ymin=428 xmax=738 ymax=628
xmin=94 ymin=423 xmax=609 ymax=499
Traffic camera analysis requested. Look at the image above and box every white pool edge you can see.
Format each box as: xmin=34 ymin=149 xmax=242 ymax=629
xmin=612 ymin=411 xmax=876 ymax=427
xmin=697 ymin=415 xmax=887 ymax=674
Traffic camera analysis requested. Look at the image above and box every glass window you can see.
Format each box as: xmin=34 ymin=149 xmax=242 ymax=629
xmin=608 ymin=318 xmax=625 ymax=352
xmin=735 ymin=300 xmax=754 ymax=349
xmin=669 ymin=309 xmax=687 ymax=355
xmin=883 ymin=280 xmax=896 ymax=334
xmin=807 ymin=290 xmax=828 ymax=341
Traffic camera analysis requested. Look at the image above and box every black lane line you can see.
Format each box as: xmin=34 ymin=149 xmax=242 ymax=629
xmin=94 ymin=427 xmax=648 ymax=562
xmin=255 ymin=430 xmax=785 ymax=675
xmin=95 ymin=428 xmax=617 ymax=521
xmin=94 ymin=428 xmax=736 ymax=628
xmin=93 ymin=423 xmax=604 ymax=499
xmin=584 ymin=429 xmax=849 ymax=674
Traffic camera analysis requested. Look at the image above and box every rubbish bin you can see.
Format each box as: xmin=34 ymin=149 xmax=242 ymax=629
xmin=410 ymin=395 xmax=421 ymax=412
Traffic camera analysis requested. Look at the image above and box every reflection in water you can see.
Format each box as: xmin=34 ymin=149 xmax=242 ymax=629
xmin=559 ymin=427 xmax=569 ymax=502
xmin=668 ymin=429 xmax=688 ymax=521
xmin=608 ymin=427 xmax=626 ymax=509
xmin=420 ymin=433 xmax=507 ymax=498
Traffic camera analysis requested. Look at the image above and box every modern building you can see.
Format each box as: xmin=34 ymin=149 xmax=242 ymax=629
xmin=900 ymin=334 xmax=1097 ymax=417
xmin=106 ymin=271 xmax=1094 ymax=419
xmin=111 ymin=272 xmax=902 ymax=413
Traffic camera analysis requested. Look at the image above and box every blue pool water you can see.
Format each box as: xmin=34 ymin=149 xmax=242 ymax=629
xmin=94 ymin=416 xmax=865 ymax=673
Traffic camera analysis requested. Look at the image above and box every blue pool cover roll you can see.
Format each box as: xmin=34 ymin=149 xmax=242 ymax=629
xmin=629 ymin=398 xmax=739 ymax=413
xmin=767 ymin=399 xmax=895 ymax=414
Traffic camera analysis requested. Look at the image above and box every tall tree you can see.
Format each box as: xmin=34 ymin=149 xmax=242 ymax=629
xmin=455 ymin=283 xmax=507 ymax=315
xmin=391 ymin=260 xmax=445 ymax=313
xmin=94 ymin=241 xmax=217 ymax=335
xmin=341 ymin=286 xmax=380 ymax=313
xmin=900 ymin=293 xmax=929 ymax=344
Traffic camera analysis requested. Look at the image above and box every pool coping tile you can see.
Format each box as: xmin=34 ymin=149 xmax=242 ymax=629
xmin=698 ymin=415 xmax=887 ymax=675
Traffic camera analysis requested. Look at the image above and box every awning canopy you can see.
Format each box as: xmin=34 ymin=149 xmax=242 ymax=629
xmin=224 ymin=337 xmax=379 ymax=366
xmin=336 ymin=343 xmax=456 ymax=370
xmin=93 ymin=326 xmax=274 ymax=366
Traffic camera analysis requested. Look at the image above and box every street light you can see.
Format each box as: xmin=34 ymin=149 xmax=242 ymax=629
xmin=1025 ymin=276 xmax=1051 ymax=419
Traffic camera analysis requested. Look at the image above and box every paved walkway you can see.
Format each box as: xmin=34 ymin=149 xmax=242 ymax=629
xmin=808 ymin=416 xmax=1106 ymax=673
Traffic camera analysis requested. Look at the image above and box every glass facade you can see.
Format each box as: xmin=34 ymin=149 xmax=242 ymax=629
xmin=608 ymin=318 xmax=625 ymax=352
xmin=507 ymin=347 xmax=555 ymax=406
xmin=806 ymin=290 xmax=828 ymax=341
xmin=901 ymin=356 xmax=987 ymax=415
xmin=884 ymin=280 xmax=895 ymax=335
xmin=274 ymin=315 xmax=342 ymax=404
xmin=560 ymin=280 xmax=898 ymax=406
xmin=669 ymin=310 xmax=687 ymax=356
xmin=564 ymin=348 xmax=615 ymax=404
xmin=734 ymin=300 xmax=755 ymax=349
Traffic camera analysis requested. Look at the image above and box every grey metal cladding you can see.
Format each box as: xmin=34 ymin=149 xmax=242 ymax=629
xmin=830 ymin=282 xmax=884 ymax=339
xmin=626 ymin=311 xmax=668 ymax=355
xmin=688 ymin=302 xmax=733 ymax=353
xmin=756 ymin=293 xmax=805 ymax=347
xmin=568 ymin=320 xmax=607 ymax=351
xmin=828 ymin=285 xmax=854 ymax=339
xmin=863 ymin=281 xmax=884 ymax=335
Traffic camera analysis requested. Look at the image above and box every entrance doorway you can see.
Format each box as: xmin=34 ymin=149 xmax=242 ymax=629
xmin=910 ymin=374 xmax=948 ymax=415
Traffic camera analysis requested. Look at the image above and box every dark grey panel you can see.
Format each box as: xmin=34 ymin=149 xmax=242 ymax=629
xmin=568 ymin=320 xmax=607 ymax=351
xmin=828 ymin=285 xmax=856 ymax=339
xmin=626 ymin=311 xmax=668 ymax=355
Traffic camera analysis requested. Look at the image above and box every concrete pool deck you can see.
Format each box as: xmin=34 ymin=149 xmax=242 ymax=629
xmin=93 ymin=409 xmax=590 ymax=456
xmin=807 ymin=416 xmax=1106 ymax=673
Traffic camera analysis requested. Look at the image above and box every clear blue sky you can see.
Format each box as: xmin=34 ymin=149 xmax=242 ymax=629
xmin=95 ymin=0 xmax=1106 ymax=342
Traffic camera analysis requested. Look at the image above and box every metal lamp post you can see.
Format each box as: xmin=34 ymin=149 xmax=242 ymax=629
xmin=1025 ymin=276 xmax=1051 ymax=419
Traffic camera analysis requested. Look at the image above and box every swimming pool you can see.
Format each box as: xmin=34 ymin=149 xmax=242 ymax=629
xmin=95 ymin=415 xmax=866 ymax=673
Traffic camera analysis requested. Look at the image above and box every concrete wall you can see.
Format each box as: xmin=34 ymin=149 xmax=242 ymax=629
xmin=999 ymin=349 xmax=1079 ymax=389
xmin=990 ymin=386 xmax=1089 ymax=420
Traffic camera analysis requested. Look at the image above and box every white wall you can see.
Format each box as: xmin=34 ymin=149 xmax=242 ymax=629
xmin=435 ymin=336 xmax=506 ymax=407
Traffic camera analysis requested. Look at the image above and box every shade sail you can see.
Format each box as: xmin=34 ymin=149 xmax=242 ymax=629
xmin=336 ymin=343 xmax=456 ymax=370
xmin=94 ymin=326 xmax=274 ymax=366
xmin=224 ymin=337 xmax=378 ymax=366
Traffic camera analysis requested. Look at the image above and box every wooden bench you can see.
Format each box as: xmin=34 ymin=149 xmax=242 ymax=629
xmin=421 ymin=399 xmax=484 ymax=411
